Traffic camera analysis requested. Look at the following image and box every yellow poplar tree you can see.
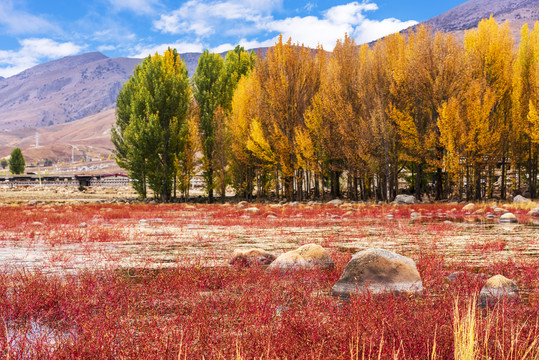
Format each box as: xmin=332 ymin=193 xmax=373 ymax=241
xmin=512 ymin=22 xmax=539 ymax=198
xmin=252 ymin=35 xmax=321 ymax=200
xmin=464 ymin=16 xmax=514 ymax=199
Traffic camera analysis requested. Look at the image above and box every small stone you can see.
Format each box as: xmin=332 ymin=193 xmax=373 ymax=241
xmin=393 ymin=194 xmax=417 ymax=205
xmin=237 ymin=201 xmax=248 ymax=209
xmin=27 ymin=200 xmax=38 ymax=206
xmin=31 ymin=221 xmax=42 ymax=227
xmin=78 ymin=222 xmax=88 ymax=228
xmin=528 ymin=207 xmax=539 ymax=217
xmin=493 ymin=207 xmax=507 ymax=215
xmin=499 ymin=212 xmax=517 ymax=224
xmin=385 ymin=214 xmax=394 ymax=220
xmin=139 ymin=219 xmax=148 ymax=225
xmin=462 ymin=203 xmax=475 ymax=211
xmin=480 ymin=275 xmax=519 ymax=307
xmin=244 ymin=207 xmax=261 ymax=215
xmin=410 ymin=212 xmax=420 ymax=219
xmin=513 ymin=195 xmax=530 ymax=204
xmin=328 ymin=199 xmax=343 ymax=205
xmin=473 ymin=208 xmax=485 ymax=215
xmin=230 ymin=248 xmax=276 ymax=267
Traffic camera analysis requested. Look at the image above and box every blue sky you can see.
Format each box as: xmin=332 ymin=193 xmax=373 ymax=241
xmin=0 ymin=0 xmax=465 ymax=78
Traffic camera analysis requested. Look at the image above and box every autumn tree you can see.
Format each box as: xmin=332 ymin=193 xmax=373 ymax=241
xmin=112 ymin=48 xmax=191 ymax=201
xmin=390 ymin=26 xmax=465 ymax=200
xmin=512 ymin=22 xmax=539 ymax=198
xmin=229 ymin=75 xmax=262 ymax=197
xmin=304 ymin=35 xmax=362 ymax=199
xmin=251 ymin=35 xmax=321 ymax=200
xmin=464 ymin=16 xmax=514 ymax=199
xmin=8 ymin=147 xmax=25 ymax=175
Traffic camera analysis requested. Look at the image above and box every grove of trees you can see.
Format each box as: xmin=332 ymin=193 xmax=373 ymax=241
xmin=114 ymin=17 xmax=539 ymax=202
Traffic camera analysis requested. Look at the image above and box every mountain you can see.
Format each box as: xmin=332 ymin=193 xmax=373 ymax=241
xmin=423 ymin=0 xmax=539 ymax=41
xmin=0 ymin=52 xmax=141 ymax=131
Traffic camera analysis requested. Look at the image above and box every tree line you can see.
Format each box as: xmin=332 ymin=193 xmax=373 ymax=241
xmin=113 ymin=17 xmax=539 ymax=202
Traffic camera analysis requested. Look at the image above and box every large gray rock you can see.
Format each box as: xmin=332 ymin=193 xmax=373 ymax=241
xmin=331 ymin=248 xmax=423 ymax=298
xmin=268 ymin=244 xmax=334 ymax=271
xmin=513 ymin=195 xmax=530 ymax=204
xmin=479 ymin=275 xmax=519 ymax=307
xmin=393 ymin=195 xmax=417 ymax=204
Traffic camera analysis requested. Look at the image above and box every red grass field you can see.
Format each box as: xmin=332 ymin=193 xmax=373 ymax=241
xmin=0 ymin=202 xmax=537 ymax=359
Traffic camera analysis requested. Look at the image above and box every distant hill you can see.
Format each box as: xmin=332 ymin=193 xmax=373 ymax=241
xmin=422 ymin=0 xmax=539 ymax=42
xmin=0 ymin=52 xmax=140 ymax=131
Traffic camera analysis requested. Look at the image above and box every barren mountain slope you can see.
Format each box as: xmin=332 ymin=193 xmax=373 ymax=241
xmin=0 ymin=109 xmax=116 ymax=164
xmin=424 ymin=0 xmax=539 ymax=41
xmin=0 ymin=52 xmax=141 ymax=131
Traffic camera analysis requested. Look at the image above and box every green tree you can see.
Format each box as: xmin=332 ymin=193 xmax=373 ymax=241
xmin=193 ymin=47 xmax=255 ymax=202
xmin=111 ymin=48 xmax=191 ymax=202
xmin=0 ymin=158 xmax=7 ymax=169
xmin=9 ymin=147 xmax=25 ymax=174
xmin=192 ymin=50 xmax=225 ymax=202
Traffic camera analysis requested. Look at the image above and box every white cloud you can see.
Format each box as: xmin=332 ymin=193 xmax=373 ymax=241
xmin=264 ymin=1 xmax=417 ymax=49
xmin=153 ymin=1 xmax=417 ymax=52
xmin=98 ymin=44 xmax=117 ymax=52
xmin=0 ymin=38 xmax=83 ymax=78
xmin=354 ymin=18 xmax=418 ymax=44
xmin=153 ymin=0 xmax=273 ymax=36
xmin=0 ymin=0 xmax=59 ymax=35
xmin=108 ymin=0 xmax=159 ymax=15
xmin=132 ymin=42 xmax=205 ymax=58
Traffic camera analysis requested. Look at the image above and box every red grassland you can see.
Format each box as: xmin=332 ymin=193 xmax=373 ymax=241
xmin=0 ymin=202 xmax=537 ymax=358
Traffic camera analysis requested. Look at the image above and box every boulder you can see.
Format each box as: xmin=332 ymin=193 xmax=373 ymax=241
xmin=479 ymin=275 xmax=519 ymax=307
xmin=331 ymin=248 xmax=423 ymax=298
xmin=327 ymin=199 xmax=343 ymax=205
xmin=462 ymin=203 xmax=475 ymax=211
xmin=499 ymin=212 xmax=517 ymax=224
xmin=268 ymin=244 xmax=334 ymax=271
xmin=393 ymin=195 xmax=417 ymax=205
xmin=229 ymin=248 xmax=276 ymax=267
xmin=493 ymin=207 xmax=507 ymax=215
xmin=513 ymin=195 xmax=530 ymax=204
